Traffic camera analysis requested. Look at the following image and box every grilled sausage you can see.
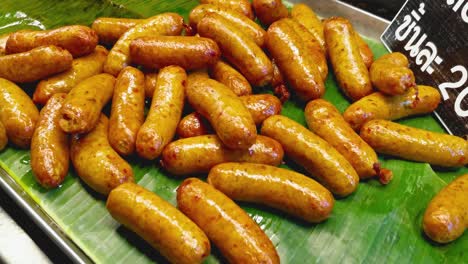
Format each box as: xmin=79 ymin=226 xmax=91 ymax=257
xmin=291 ymin=3 xmax=325 ymax=53
xmin=177 ymin=178 xmax=280 ymax=264
xmin=208 ymin=162 xmax=335 ymax=222
xmin=261 ymin=115 xmax=359 ymax=196
xmin=343 ymin=85 xmax=441 ymax=131
xmin=108 ymin=67 xmax=145 ymax=156
xmin=423 ymin=174 xmax=468 ymax=244
xmin=107 ymin=183 xmax=210 ymax=263
xmin=0 ymin=78 xmax=39 ymax=148
xmin=136 ymin=66 xmax=185 ymax=160
xmin=0 ymin=45 xmax=72 ymax=83
xmin=71 ymin=114 xmax=134 ymax=195
xmin=177 ymin=113 xmax=213 ymax=138
xmin=0 ymin=33 xmax=11 ymax=56
xmin=31 ymin=93 xmax=69 ymax=188
xmin=210 ymin=60 xmax=252 ymax=96
xmin=324 ymin=17 xmax=372 ymax=101
xmin=370 ymin=52 xmax=415 ymax=95
xmin=6 ymin=25 xmax=97 ymax=57
xmin=59 ymin=73 xmax=115 ymax=134
xmin=161 ymin=135 xmax=283 ymax=175
xmin=33 ymin=45 xmax=108 ymax=104
xmin=360 ymin=120 xmax=467 ymax=167
xmin=253 ymin=0 xmax=288 ymax=26
xmin=200 ymin=0 xmax=254 ymax=19
xmin=92 ymin=17 xmax=141 ymax=45
xmin=355 ymin=33 xmax=374 ymax=69
xmin=144 ymin=72 xmax=158 ymax=98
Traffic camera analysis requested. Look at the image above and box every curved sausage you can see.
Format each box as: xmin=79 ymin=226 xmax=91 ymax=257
xmin=31 ymin=93 xmax=69 ymax=188
xmin=199 ymin=0 xmax=254 ymax=19
xmin=92 ymin=17 xmax=141 ymax=45
xmin=208 ymin=162 xmax=335 ymax=223
xmin=177 ymin=113 xmax=213 ymax=139
xmin=355 ymin=33 xmax=374 ymax=69
xmin=370 ymin=52 xmax=415 ymax=95
xmin=70 ymin=114 xmax=134 ymax=195
xmin=33 ymin=45 xmax=108 ymax=104
xmin=161 ymin=135 xmax=284 ymax=176
xmin=253 ymin=0 xmax=288 ymax=26
xmin=59 ymin=73 xmax=115 ymax=134
xmin=109 ymin=66 xmax=145 ymax=156
xmin=177 ymin=178 xmax=280 ymax=264
xmin=0 ymin=78 xmax=39 ymax=148
xmin=261 ymin=115 xmax=359 ymax=197
xmin=210 ymin=60 xmax=252 ymax=96
xmin=360 ymin=120 xmax=467 ymax=167
xmin=107 ymin=183 xmax=210 ymax=263
xmin=291 ymin=3 xmax=325 ymax=53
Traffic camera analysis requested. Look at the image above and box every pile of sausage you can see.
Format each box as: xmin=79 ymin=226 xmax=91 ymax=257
xmin=0 ymin=0 xmax=467 ymax=262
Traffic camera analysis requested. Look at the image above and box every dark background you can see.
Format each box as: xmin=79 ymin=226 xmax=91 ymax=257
xmin=0 ymin=0 xmax=406 ymax=262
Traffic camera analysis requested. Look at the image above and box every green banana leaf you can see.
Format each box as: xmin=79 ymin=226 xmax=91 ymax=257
xmin=0 ymin=0 xmax=467 ymax=263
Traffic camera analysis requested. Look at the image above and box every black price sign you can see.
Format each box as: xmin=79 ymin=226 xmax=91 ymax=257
xmin=381 ymin=0 xmax=468 ymax=137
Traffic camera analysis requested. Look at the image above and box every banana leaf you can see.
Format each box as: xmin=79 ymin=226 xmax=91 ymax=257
xmin=0 ymin=0 xmax=467 ymax=263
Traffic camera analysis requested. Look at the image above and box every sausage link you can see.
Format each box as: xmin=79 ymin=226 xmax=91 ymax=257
xmin=0 ymin=33 xmax=11 ymax=56
xmin=200 ymin=0 xmax=254 ymax=19
xmin=177 ymin=178 xmax=280 ymax=264
xmin=0 ymin=121 xmax=7 ymax=151
xmin=186 ymin=75 xmax=256 ymax=149
xmin=177 ymin=112 xmax=213 ymax=139
xmin=305 ymin=99 xmax=391 ymax=181
xmin=210 ymin=60 xmax=252 ymax=96
xmin=33 ymin=45 xmax=108 ymax=105
xmin=0 ymin=45 xmax=72 ymax=83
xmin=190 ymin=4 xmax=264 ymax=46
xmin=343 ymin=85 xmax=441 ymax=131
xmin=253 ymin=0 xmax=288 ymax=26
xmin=324 ymin=17 xmax=372 ymax=101
xmin=0 ymin=78 xmax=39 ymax=148
xmin=208 ymin=162 xmax=335 ymax=223
xmin=59 ymin=73 xmax=115 ymax=134
xmin=266 ymin=19 xmax=325 ymax=101
xmin=354 ymin=33 xmax=374 ymax=69
xmin=71 ymin=114 xmax=134 ymax=195
xmin=161 ymin=135 xmax=283 ymax=175
xmin=198 ymin=13 xmax=273 ymax=87
xmin=107 ymin=183 xmax=210 ymax=263
xmin=109 ymin=67 xmax=145 ymax=156
xmin=130 ymin=36 xmax=220 ymax=70
xmin=423 ymin=174 xmax=468 ymax=243
xmin=261 ymin=115 xmax=359 ymax=197
xmin=136 ymin=66 xmax=186 ymax=160
xmin=360 ymin=120 xmax=467 ymax=167
xmin=291 ymin=3 xmax=325 ymax=53
xmin=6 ymin=25 xmax=97 ymax=57
xmin=92 ymin=17 xmax=141 ymax=45
xmin=104 ymin=13 xmax=184 ymax=76
xmin=370 ymin=52 xmax=415 ymax=95
xmin=144 ymin=72 xmax=158 ymax=98
xmin=31 ymin=93 xmax=69 ymax=188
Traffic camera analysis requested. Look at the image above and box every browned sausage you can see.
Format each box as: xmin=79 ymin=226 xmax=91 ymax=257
xmin=177 ymin=178 xmax=280 ymax=264
xmin=208 ymin=162 xmax=335 ymax=223
xmin=291 ymin=3 xmax=325 ymax=53
xmin=136 ymin=66 xmax=186 ymax=160
xmin=91 ymin=17 xmax=141 ymax=45
xmin=199 ymin=0 xmax=254 ymax=19
xmin=107 ymin=183 xmax=210 ymax=263
xmin=355 ymin=33 xmax=374 ymax=69
xmin=31 ymin=93 xmax=69 ymax=188
xmin=59 ymin=73 xmax=115 ymax=134
xmin=0 ymin=45 xmax=72 ymax=83
xmin=360 ymin=120 xmax=467 ymax=167
xmin=108 ymin=67 xmax=145 ymax=156
xmin=343 ymin=85 xmax=441 ymax=131
xmin=144 ymin=72 xmax=158 ymax=98
xmin=161 ymin=135 xmax=283 ymax=176
xmin=253 ymin=0 xmax=288 ymax=26
xmin=0 ymin=121 xmax=7 ymax=151
xmin=177 ymin=112 xmax=213 ymax=139
xmin=370 ymin=52 xmax=415 ymax=95
xmin=6 ymin=25 xmax=97 ymax=57
xmin=209 ymin=60 xmax=252 ymax=96
xmin=71 ymin=114 xmax=134 ymax=195
xmin=261 ymin=115 xmax=359 ymax=196
xmin=423 ymin=174 xmax=468 ymax=243
xmin=197 ymin=13 xmax=273 ymax=87
xmin=33 ymin=45 xmax=108 ymax=105
xmin=0 ymin=78 xmax=39 ymax=148
xmin=0 ymin=33 xmax=10 ymax=56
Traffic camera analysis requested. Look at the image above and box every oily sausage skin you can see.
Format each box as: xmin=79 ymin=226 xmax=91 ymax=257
xmin=261 ymin=115 xmax=359 ymax=197
xmin=31 ymin=93 xmax=69 ymax=188
xmin=33 ymin=45 xmax=108 ymax=105
xmin=210 ymin=60 xmax=252 ymax=96
xmin=177 ymin=178 xmax=280 ymax=264
xmin=360 ymin=120 xmax=468 ymax=167
xmin=343 ymin=85 xmax=441 ymax=131
xmin=177 ymin=112 xmax=213 ymax=139
xmin=291 ymin=4 xmax=325 ymax=53
xmin=208 ymin=162 xmax=335 ymax=223
xmin=253 ymin=0 xmax=289 ymax=26
xmin=354 ymin=33 xmax=374 ymax=69
xmin=324 ymin=17 xmax=372 ymax=101
xmin=59 ymin=73 xmax=115 ymax=134
xmin=71 ymin=114 xmax=134 ymax=195
xmin=5 ymin=25 xmax=97 ymax=57
xmin=423 ymin=174 xmax=468 ymax=244
xmin=0 ymin=33 xmax=11 ymax=56
xmin=144 ymin=72 xmax=158 ymax=98
xmin=107 ymin=183 xmax=210 ymax=263
xmin=109 ymin=66 xmax=145 ymax=156
xmin=0 ymin=45 xmax=72 ymax=83
xmin=161 ymin=135 xmax=283 ymax=176
xmin=0 ymin=78 xmax=39 ymax=148
xmin=370 ymin=52 xmax=415 ymax=95
xmin=92 ymin=17 xmax=141 ymax=45
xmin=200 ymin=0 xmax=254 ymax=19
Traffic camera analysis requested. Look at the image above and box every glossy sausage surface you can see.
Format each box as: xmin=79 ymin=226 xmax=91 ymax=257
xmin=291 ymin=4 xmax=325 ymax=53
xmin=210 ymin=60 xmax=252 ymax=96
xmin=200 ymin=0 xmax=254 ymax=19
xmin=92 ymin=17 xmax=141 ymax=45
xmin=370 ymin=52 xmax=415 ymax=95
xmin=177 ymin=112 xmax=213 ymax=138
xmin=253 ymin=0 xmax=288 ymax=26
xmin=0 ymin=33 xmax=10 ymax=56
xmin=354 ymin=33 xmax=374 ymax=69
